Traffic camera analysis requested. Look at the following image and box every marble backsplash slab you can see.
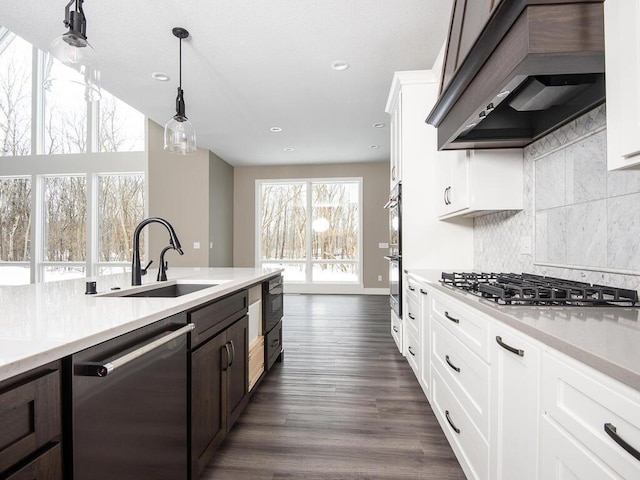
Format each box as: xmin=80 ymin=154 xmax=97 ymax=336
xmin=474 ymin=105 xmax=640 ymax=293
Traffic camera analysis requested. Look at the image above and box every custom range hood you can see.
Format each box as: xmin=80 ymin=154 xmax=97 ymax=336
xmin=427 ymin=0 xmax=605 ymax=150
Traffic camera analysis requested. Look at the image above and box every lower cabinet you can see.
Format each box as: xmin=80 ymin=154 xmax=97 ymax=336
xmin=540 ymin=350 xmax=640 ymax=479
xmin=0 ymin=363 xmax=62 ymax=480
xmin=190 ymin=315 xmax=248 ymax=479
xmin=490 ymin=323 xmax=540 ymax=480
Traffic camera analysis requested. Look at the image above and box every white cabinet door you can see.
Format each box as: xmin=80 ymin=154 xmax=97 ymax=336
xmin=418 ymin=283 xmax=431 ymax=400
xmin=605 ymin=0 xmax=640 ymax=170
xmin=437 ymin=148 xmax=522 ymax=219
xmin=390 ymin=93 xmax=402 ymax=186
xmin=437 ymin=149 xmax=469 ymax=217
xmin=490 ymin=325 xmax=540 ymax=480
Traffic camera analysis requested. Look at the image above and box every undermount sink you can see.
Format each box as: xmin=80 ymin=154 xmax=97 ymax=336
xmin=102 ymin=281 xmax=221 ymax=298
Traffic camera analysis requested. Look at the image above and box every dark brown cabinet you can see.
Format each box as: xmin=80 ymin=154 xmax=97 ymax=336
xmin=189 ymin=291 xmax=249 ymax=479
xmin=441 ymin=0 xmax=496 ymax=94
xmin=0 ymin=362 xmax=62 ymax=479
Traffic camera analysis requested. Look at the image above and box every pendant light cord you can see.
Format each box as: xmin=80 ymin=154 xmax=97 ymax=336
xmin=179 ymin=36 xmax=182 ymax=90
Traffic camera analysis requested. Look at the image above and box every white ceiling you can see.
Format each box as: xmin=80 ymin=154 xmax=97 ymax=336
xmin=1 ymin=0 xmax=452 ymax=166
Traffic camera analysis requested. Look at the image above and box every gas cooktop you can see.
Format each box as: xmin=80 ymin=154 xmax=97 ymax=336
xmin=441 ymin=272 xmax=639 ymax=307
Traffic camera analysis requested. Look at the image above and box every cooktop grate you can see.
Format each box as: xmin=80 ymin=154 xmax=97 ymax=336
xmin=441 ymin=272 xmax=639 ymax=307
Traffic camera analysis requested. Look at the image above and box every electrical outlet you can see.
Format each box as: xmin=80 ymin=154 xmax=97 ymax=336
xmin=520 ymin=236 xmax=532 ymax=255
xmin=377 ymin=275 xmax=383 ymax=282
xmin=209 ymin=242 xmax=213 ymax=249
xmin=193 ymin=242 xmax=200 ymax=249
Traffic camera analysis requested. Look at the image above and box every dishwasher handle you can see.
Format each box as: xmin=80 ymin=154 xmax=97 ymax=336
xmin=76 ymin=323 xmax=195 ymax=377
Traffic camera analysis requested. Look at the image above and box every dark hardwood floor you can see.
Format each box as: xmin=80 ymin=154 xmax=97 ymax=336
xmin=201 ymin=294 xmax=466 ymax=479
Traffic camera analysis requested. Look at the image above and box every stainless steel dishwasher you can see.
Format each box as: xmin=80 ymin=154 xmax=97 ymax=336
xmin=68 ymin=313 xmax=193 ymax=480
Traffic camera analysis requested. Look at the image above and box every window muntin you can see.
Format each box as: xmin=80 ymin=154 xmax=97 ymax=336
xmin=0 ymin=32 xmax=32 ymax=156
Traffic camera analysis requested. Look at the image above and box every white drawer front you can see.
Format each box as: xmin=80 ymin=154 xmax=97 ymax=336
xmin=432 ymin=292 xmax=489 ymax=361
xmin=542 ymin=351 xmax=640 ymax=479
xmin=405 ymin=276 xmax=420 ymax=303
xmin=391 ymin=310 xmax=402 ymax=354
xmin=405 ymin=294 xmax=420 ymax=338
xmin=432 ymin=319 xmax=490 ymax=440
xmin=405 ymin=326 xmax=420 ymax=380
xmin=432 ymin=367 xmax=489 ymax=480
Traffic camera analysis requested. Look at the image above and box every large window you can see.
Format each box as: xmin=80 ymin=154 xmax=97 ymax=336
xmin=0 ymin=27 xmax=147 ymax=285
xmin=258 ymin=179 xmax=362 ymax=284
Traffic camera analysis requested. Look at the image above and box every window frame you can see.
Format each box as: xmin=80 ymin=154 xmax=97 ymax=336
xmin=255 ymin=177 xmax=363 ymax=286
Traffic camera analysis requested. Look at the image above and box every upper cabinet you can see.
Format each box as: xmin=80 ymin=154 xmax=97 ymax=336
xmin=605 ymin=0 xmax=640 ymax=170
xmin=428 ymin=0 xmax=605 ymax=151
xmin=389 ymin=91 xmax=403 ymax=187
xmin=437 ymin=149 xmax=523 ymax=220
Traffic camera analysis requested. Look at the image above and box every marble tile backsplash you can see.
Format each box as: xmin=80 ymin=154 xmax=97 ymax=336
xmin=474 ymin=105 xmax=640 ymax=293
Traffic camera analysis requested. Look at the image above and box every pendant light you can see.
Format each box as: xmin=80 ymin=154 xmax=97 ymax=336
xmin=45 ymin=0 xmax=101 ymax=102
xmin=164 ymin=27 xmax=197 ymax=155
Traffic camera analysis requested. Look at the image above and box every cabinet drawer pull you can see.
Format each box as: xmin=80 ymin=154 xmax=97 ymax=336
xmin=445 ymin=355 xmax=461 ymax=373
xmin=228 ymin=340 xmax=235 ymax=367
xmin=604 ymin=423 xmax=640 ymax=462
xmin=408 ymin=346 xmax=416 ymax=357
xmin=271 ymin=339 xmax=280 ymax=348
xmin=443 ymin=187 xmax=448 ymax=205
xmin=496 ymin=336 xmax=524 ymax=357
xmin=445 ymin=410 xmax=460 ymax=434
xmin=408 ymin=285 xmax=416 ymax=291
xmin=393 ymin=326 xmax=399 ymax=333
xmin=420 ymin=289 xmax=428 ymax=295
xmin=444 ymin=311 xmax=460 ymax=324
xmin=408 ymin=313 xmax=416 ymax=320
xmin=223 ymin=343 xmax=232 ymax=370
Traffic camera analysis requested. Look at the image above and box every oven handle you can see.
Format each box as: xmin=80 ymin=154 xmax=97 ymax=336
xmin=76 ymin=323 xmax=195 ymax=377
xmin=384 ymin=255 xmax=401 ymax=261
xmin=384 ymin=198 xmax=398 ymax=209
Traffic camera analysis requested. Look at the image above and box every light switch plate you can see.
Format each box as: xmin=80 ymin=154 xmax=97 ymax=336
xmin=379 ymin=242 xmax=389 ymax=249
xmin=193 ymin=242 xmax=201 ymax=249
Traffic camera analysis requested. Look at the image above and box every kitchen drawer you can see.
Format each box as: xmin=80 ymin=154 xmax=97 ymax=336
xmin=542 ymin=351 xmax=640 ymax=479
xmin=391 ymin=310 xmax=403 ymax=354
xmin=405 ymin=276 xmax=420 ymax=304
xmin=189 ymin=289 xmax=248 ymax=347
xmin=265 ymin=319 xmax=283 ymax=371
xmin=405 ymin=326 xmax=420 ymax=380
xmin=432 ymin=319 xmax=490 ymax=440
xmin=431 ymin=292 xmax=489 ymax=361
xmin=0 ymin=368 xmax=61 ymax=474
xmin=432 ymin=367 xmax=489 ymax=480
xmin=248 ymin=336 xmax=264 ymax=391
xmin=5 ymin=443 xmax=62 ymax=480
xmin=405 ymin=294 xmax=420 ymax=337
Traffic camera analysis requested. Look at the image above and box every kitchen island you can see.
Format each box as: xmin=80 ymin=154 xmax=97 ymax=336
xmin=0 ymin=267 xmax=283 ymax=480
xmin=0 ymin=267 xmax=281 ymax=382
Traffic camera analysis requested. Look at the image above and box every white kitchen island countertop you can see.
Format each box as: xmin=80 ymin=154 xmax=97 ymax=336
xmin=409 ymin=269 xmax=640 ymax=391
xmin=0 ymin=267 xmax=282 ymax=382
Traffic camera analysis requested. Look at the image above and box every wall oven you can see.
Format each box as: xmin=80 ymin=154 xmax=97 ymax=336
xmin=384 ymin=183 xmax=402 ymax=317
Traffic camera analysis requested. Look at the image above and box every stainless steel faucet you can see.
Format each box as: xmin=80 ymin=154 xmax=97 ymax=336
xmin=131 ymin=217 xmax=183 ymax=286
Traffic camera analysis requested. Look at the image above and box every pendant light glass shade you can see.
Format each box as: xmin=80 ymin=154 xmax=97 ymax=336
xmin=164 ymin=27 xmax=196 ymax=155
xmin=44 ymin=0 xmax=101 ymax=102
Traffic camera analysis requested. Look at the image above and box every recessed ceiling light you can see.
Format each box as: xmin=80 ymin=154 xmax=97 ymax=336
xmin=152 ymin=72 xmax=170 ymax=82
xmin=331 ymin=60 xmax=349 ymax=71
xmin=465 ymin=122 xmax=478 ymax=129
xmin=283 ymin=147 xmax=294 ymax=152
xmin=369 ymin=145 xmax=380 ymax=149
xmin=373 ymin=123 xmax=385 ymax=128
xmin=497 ymin=90 xmax=511 ymax=98
xmin=270 ymin=127 xmax=282 ymax=132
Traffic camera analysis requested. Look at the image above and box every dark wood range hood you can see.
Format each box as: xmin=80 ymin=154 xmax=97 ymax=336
xmin=426 ymin=0 xmax=605 ymax=151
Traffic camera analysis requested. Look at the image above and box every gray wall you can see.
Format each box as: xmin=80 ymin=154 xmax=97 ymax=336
xmin=147 ymin=120 xmax=234 ymax=268
xmin=233 ymin=162 xmax=389 ymax=289
xmin=209 ymin=150 xmax=234 ymax=266
xmin=474 ymin=105 xmax=640 ymax=293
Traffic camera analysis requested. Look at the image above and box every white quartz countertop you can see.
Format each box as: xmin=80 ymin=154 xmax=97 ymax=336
xmin=408 ymin=269 xmax=640 ymax=391
xmin=0 ymin=267 xmax=282 ymax=382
